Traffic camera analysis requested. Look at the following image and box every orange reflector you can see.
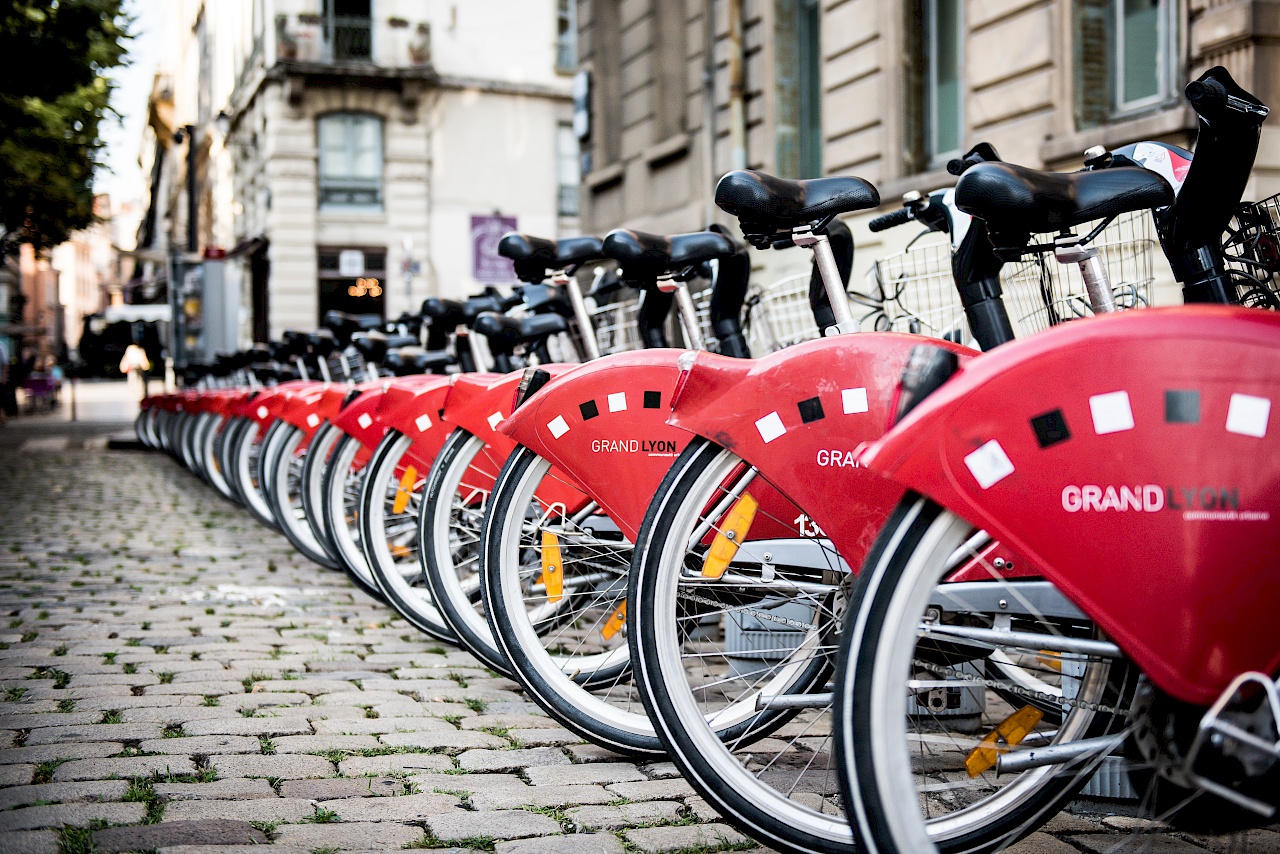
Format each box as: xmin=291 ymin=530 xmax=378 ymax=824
xmin=964 ymin=704 xmax=1044 ymax=777
xmin=602 ymin=602 xmax=627 ymax=640
xmin=392 ymin=466 xmax=418 ymax=514
xmin=1036 ymin=651 xmax=1064 ymax=673
xmin=537 ymin=531 xmax=563 ymax=604
xmin=390 ymin=544 xmax=412 ymax=559
xmin=701 ymin=493 xmax=759 ymax=578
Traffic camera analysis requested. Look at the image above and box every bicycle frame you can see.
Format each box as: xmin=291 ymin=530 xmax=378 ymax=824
xmin=666 ymin=333 xmax=974 ymax=568
xmin=857 ymin=305 xmax=1280 ymax=706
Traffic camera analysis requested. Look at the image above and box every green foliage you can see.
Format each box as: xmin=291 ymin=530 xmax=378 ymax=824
xmin=0 ymin=0 xmax=130 ymax=250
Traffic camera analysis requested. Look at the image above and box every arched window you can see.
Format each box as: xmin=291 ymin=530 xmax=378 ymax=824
xmin=317 ymin=113 xmax=383 ymax=209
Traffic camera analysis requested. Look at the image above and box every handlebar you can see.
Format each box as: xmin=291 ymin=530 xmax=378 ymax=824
xmin=869 ymin=208 xmax=913 ymax=233
xmin=1186 ymin=77 xmax=1269 ymax=121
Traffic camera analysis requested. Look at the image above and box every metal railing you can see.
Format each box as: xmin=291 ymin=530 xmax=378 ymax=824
xmin=274 ymin=14 xmax=430 ymax=68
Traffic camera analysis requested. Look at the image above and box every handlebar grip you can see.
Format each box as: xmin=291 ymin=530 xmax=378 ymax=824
xmin=1185 ymin=78 xmax=1226 ymax=109
xmin=869 ymin=208 xmax=914 ymax=233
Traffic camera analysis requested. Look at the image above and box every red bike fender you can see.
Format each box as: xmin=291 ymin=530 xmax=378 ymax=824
xmin=499 ymin=349 xmax=693 ymax=541
xmin=859 ymin=306 xmax=1280 ymax=705
xmin=443 ymin=366 xmax=584 ymax=506
xmin=373 ymin=375 xmax=459 ymax=471
xmin=331 ymin=382 xmax=393 ymax=450
xmin=276 ymin=384 xmax=344 ymax=436
xmin=667 ymin=333 xmax=975 ymax=569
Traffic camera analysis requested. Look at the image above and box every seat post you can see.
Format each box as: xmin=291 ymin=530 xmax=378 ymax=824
xmin=791 ymin=226 xmax=858 ymax=335
xmin=554 ymin=269 xmax=602 ymax=361
xmin=658 ymin=277 xmax=706 ymax=351
xmin=1054 ymin=235 xmax=1116 ymax=314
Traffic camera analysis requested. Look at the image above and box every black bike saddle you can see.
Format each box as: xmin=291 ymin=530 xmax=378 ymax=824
xmin=499 ymin=233 xmax=605 ymax=282
xmin=715 ymin=170 xmax=879 ymax=233
xmin=602 ymin=229 xmax=738 ymax=281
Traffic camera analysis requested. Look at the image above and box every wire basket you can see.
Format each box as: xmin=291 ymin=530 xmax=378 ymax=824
xmin=690 ymin=285 xmax=720 ymax=351
xmin=864 ymin=234 xmax=968 ymax=342
xmin=1222 ymin=193 xmax=1280 ymax=309
xmin=584 ymin=292 xmax=644 ymax=356
xmin=1000 ymin=211 xmax=1156 ymax=336
xmin=743 ymin=273 xmax=822 ymax=354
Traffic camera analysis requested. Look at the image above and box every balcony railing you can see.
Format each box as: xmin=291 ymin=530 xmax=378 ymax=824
xmin=275 ymin=14 xmax=431 ymax=68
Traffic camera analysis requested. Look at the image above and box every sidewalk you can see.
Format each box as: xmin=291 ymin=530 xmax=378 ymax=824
xmin=0 ymin=427 xmax=1268 ymax=853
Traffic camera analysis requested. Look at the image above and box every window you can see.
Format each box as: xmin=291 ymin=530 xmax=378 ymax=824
xmin=556 ymin=0 xmax=577 ymax=73
xmin=925 ymin=0 xmax=963 ymax=165
xmin=775 ymin=0 xmax=822 ymax=179
xmin=317 ymin=114 xmax=383 ymax=209
xmin=1075 ymin=0 xmax=1178 ymax=128
xmin=557 ymin=123 xmax=581 ymax=216
xmin=321 ymin=0 xmax=372 ymax=63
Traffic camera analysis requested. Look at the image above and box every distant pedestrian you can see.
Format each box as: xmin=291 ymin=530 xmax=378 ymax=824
xmin=120 ymin=343 xmax=151 ymax=402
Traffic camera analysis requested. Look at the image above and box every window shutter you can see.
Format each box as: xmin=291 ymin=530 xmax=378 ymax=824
xmin=1074 ymin=0 xmax=1110 ymax=130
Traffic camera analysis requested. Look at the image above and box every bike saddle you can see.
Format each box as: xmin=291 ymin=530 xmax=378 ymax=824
xmin=602 ymin=229 xmax=738 ymax=281
xmin=472 ymin=311 xmax=569 ymax=344
xmin=384 ymin=346 xmax=454 ymax=376
xmin=518 ymin=283 xmax=573 ymax=316
xmin=464 ymin=290 xmax=523 ymax=322
xmin=281 ymin=330 xmax=311 ymax=357
xmin=714 ymin=170 xmax=880 ymax=234
xmin=500 ymin=233 xmax=606 ymax=281
xmin=307 ymin=329 xmax=338 ymax=355
xmin=955 ymin=162 xmax=1174 ymax=238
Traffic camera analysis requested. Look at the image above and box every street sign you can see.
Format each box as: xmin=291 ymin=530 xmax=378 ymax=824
xmin=471 ymin=215 xmax=518 ymax=282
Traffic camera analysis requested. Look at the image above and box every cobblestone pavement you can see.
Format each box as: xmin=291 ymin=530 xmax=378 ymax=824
xmin=0 ymin=418 xmax=1276 ymax=854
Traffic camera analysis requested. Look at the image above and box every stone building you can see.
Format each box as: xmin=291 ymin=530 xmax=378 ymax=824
xmin=575 ymin=0 xmax=1280 ymax=289
xmin=143 ymin=0 xmax=579 ymax=344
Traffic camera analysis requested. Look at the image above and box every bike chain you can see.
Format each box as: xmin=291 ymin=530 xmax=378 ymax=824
xmin=914 ymin=658 xmax=1132 ymax=718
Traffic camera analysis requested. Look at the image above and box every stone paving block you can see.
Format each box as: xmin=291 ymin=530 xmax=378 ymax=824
xmin=469 ymin=784 xmax=615 ymax=811
xmin=0 ymin=711 xmax=103 ymax=728
xmin=524 ymin=762 xmax=646 ymax=787
xmin=377 ymin=730 xmax=506 ymax=751
xmin=53 ymin=754 xmax=197 ymax=781
xmin=271 ymin=734 xmax=381 ymax=753
xmin=0 ymin=829 xmax=58 ymax=854
xmin=91 ymin=819 xmax=269 ymax=853
xmin=0 ymin=800 xmax=147 ymax=831
xmin=146 ymin=681 xmax=246 ymax=695
xmin=209 ymin=753 xmax=335 ymax=778
xmin=0 ymin=741 xmax=123 ymax=764
xmin=138 ymin=734 xmax=262 ymax=754
xmin=459 ymin=714 xmax=557 ymax=731
xmin=409 ymin=772 xmax=528 ymax=794
xmin=336 ymin=753 xmax=454 ymax=776
xmin=1190 ymin=829 xmax=1280 ymax=854
xmin=0 ymin=763 xmax=34 ymax=785
xmin=279 ymin=776 xmax=403 ymax=799
xmin=180 ymin=716 xmax=313 ymax=736
xmin=564 ymin=743 xmax=630 ymax=764
xmin=162 ymin=797 xmax=317 ymax=823
xmin=457 ymin=747 xmax=571 ymax=772
xmin=216 ymin=692 xmax=309 ymax=710
xmin=316 ymin=791 xmax=461 ymax=821
xmin=566 ymin=800 xmax=684 ymax=830
xmin=684 ymin=795 xmax=723 ymax=822
xmin=605 ymin=777 xmax=698 ymax=800
xmin=0 ymin=779 xmax=130 ymax=810
xmin=623 ymin=822 xmax=749 ymax=852
xmin=273 ymin=821 xmax=429 ymax=850
xmin=313 ymin=690 xmax=410 ymax=706
xmin=158 ymin=848 xmax=309 ymax=854
xmin=311 ymin=716 xmax=454 ymax=736
xmin=508 ymin=727 xmax=584 ymax=747
xmin=252 ymin=678 xmax=351 ymax=693
xmin=1067 ymin=835 xmax=1202 ymax=853
xmin=428 ymin=808 xmax=562 ymax=842
xmin=495 ymin=833 xmax=627 ymax=854
xmin=153 ymin=778 xmax=279 ymax=800
xmin=369 ymin=699 xmax=436 ymax=717
xmin=1004 ymin=833 xmax=1082 ymax=854
xmin=121 ymin=707 xmax=242 ymax=726
xmin=24 ymin=727 xmax=163 ymax=742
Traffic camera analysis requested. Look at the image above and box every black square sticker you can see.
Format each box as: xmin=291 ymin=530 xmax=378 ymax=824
xmin=797 ymin=396 xmax=825 ymax=424
xmin=579 ymin=400 xmax=599 ymax=420
xmin=1030 ymin=409 xmax=1071 ymax=448
xmin=643 ymin=391 xmax=662 ymax=409
xmin=1165 ymin=390 xmax=1200 ymax=423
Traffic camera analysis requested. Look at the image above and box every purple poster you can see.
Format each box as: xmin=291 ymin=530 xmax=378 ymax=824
xmin=471 ymin=214 xmax=519 ymax=282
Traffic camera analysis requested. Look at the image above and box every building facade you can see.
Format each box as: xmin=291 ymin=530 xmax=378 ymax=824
xmin=142 ymin=0 xmax=578 ymax=346
xmin=576 ymin=0 xmax=1280 ymax=292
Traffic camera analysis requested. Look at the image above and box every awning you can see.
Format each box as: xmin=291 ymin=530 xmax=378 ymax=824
xmin=104 ymin=304 xmax=172 ymax=323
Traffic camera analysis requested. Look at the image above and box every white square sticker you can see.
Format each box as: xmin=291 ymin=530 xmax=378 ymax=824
xmin=964 ymin=440 xmax=1015 ymax=489
xmin=608 ymin=392 xmax=627 ymax=413
xmin=1226 ymin=393 xmax=1271 ymax=438
xmin=415 ymin=414 xmax=432 ymax=433
xmin=842 ymin=387 xmax=869 ymax=414
xmin=306 ymin=413 xmax=320 ymax=428
xmin=487 ymin=411 xmax=504 ymax=431
xmin=357 ymin=413 xmax=373 ymax=430
xmin=755 ymin=412 xmax=786 ymax=444
xmin=1089 ymin=391 xmax=1134 ymax=435
xmin=256 ymin=405 xmax=269 ymax=419
xmin=547 ymin=415 xmax=570 ymax=438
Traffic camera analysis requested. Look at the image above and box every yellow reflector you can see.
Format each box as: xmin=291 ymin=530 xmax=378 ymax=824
xmin=392 ymin=466 xmax=418 ymax=515
xmin=701 ymin=492 xmax=759 ymax=578
xmin=964 ymin=704 xmax=1044 ymax=778
xmin=390 ymin=544 xmax=412 ymax=559
xmin=538 ymin=531 xmax=563 ymax=604
xmin=602 ymin=602 xmax=627 ymax=640
xmin=1036 ymin=650 xmax=1064 ymax=672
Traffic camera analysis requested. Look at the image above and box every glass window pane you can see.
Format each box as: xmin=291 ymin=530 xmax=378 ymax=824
xmin=318 ymin=116 xmax=350 ymax=179
xmin=930 ymin=0 xmax=962 ymax=158
xmin=1120 ymin=0 xmax=1161 ymax=105
xmin=350 ymin=116 xmax=381 ymax=179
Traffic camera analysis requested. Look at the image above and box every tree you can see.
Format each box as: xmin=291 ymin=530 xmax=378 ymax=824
xmin=0 ymin=0 xmax=130 ymax=253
